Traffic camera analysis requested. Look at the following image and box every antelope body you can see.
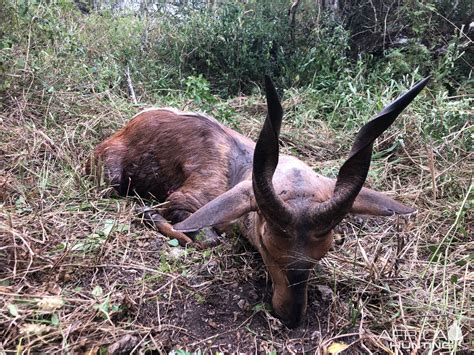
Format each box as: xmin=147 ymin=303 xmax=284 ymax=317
xmin=88 ymin=76 xmax=429 ymax=327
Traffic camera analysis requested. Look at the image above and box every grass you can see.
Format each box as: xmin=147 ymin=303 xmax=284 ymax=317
xmin=1 ymin=77 xmax=472 ymax=353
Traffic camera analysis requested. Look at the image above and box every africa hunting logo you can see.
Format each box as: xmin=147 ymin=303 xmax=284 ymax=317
xmin=381 ymin=322 xmax=466 ymax=352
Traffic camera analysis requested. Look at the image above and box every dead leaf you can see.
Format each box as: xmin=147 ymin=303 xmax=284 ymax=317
xmin=20 ymin=323 xmax=51 ymax=335
xmin=0 ymin=285 xmax=11 ymax=293
xmin=84 ymin=346 xmax=99 ymax=355
xmin=46 ymin=281 xmax=62 ymax=294
xmin=327 ymin=341 xmax=349 ymax=354
xmin=107 ymin=334 xmax=139 ymax=354
xmin=37 ymin=295 xmax=64 ymax=312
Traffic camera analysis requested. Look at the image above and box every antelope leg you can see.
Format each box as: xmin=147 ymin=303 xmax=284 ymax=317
xmin=138 ymin=207 xmax=194 ymax=247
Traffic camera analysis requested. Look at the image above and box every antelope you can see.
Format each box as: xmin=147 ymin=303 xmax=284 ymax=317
xmin=87 ymin=76 xmax=429 ymax=327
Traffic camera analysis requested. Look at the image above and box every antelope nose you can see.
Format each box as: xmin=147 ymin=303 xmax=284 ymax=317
xmin=273 ymin=287 xmax=307 ymax=328
xmin=281 ymin=312 xmax=303 ymax=329
xmin=274 ymin=299 xmax=305 ymax=328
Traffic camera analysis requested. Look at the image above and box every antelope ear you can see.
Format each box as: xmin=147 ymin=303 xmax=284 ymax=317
xmin=173 ymin=181 xmax=256 ymax=232
xmin=351 ymin=187 xmax=416 ymax=216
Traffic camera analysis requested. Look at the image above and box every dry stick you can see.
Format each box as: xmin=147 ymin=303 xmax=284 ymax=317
xmin=367 ymin=329 xmax=394 ymax=354
xmin=129 ymin=333 xmax=148 ymax=354
xmin=382 ymin=2 xmax=392 ymax=51
xmin=125 ymin=64 xmax=138 ymax=105
xmin=288 ymin=0 xmax=301 ymax=45
xmin=315 ymin=0 xmax=324 ymax=28
xmin=4 ymin=221 xmax=35 ymax=279
xmin=60 ymin=262 xmax=171 ymax=274
xmin=424 ymin=4 xmax=474 ymax=44
xmin=0 ymin=291 xmax=91 ymax=304
xmin=426 ymin=139 xmax=437 ymax=200
xmin=145 ymin=275 xmax=180 ymax=298
xmin=148 ymin=332 xmax=161 ymax=352
xmin=24 ymin=16 xmax=35 ymax=72
xmin=368 ymin=0 xmax=379 ymax=31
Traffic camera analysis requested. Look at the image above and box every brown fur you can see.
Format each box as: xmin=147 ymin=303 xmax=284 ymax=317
xmin=89 ymin=74 xmax=426 ymax=328
xmin=87 ymin=108 xmax=254 ymax=223
xmin=89 ymin=107 xmax=413 ymax=326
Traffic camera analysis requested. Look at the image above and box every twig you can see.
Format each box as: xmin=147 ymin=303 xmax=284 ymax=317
xmin=288 ymin=0 xmax=301 ymax=45
xmin=125 ymin=64 xmax=138 ymax=105
xmin=425 ymin=140 xmax=437 ymax=200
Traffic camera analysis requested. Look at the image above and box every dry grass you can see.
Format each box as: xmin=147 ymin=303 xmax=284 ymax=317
xmin=1 ymin=84 xmax=472 ymax=354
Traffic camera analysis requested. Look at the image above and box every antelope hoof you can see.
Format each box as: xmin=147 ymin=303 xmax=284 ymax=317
xmin=188 ymin=227 xmax=221 ymax=248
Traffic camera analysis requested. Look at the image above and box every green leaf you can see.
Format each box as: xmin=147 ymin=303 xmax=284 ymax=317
xmin=167 ymin=239 xmax=179 ymax=247
xmin=8 ymin=304 xmax=18 ymax=317
xmin=98 ymin=298 xmax=110 ymax=314
xmin=170 ymin=349 xmax=192 ymax=355
xmin=15 ymin=195 xmax=26 ymax=209
xmin=71 ymin=241 xmax=86 ymax=251
xmin=100 ymin=220 xmax=129 ymax=237
xmin=51 ymin=313 xmax=60 ymax=326
xmin=93 ymin=296 xmax=110 ymax=318
xmin=79 ymin=201 xmax=94 ymax=211
xmin=16 ymin=58 xmax=25 ymax=68
xmin=15 ymin=195 xmax=32 ymax=214
xmin=101 ymin=220 xmax=116 ymax=237
xmin=252 ymin=303 xmax=270 ymax=312
xmin=91 ymin=285 xmax=103 ymax=298
xmin=115 ymin=223 xmax=129 ymax=233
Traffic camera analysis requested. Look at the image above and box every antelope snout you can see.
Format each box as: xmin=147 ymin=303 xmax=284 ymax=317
xmin=271 ymin=268 xmax=310 ymax=328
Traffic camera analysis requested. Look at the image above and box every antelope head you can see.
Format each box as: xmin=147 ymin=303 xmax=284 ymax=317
xmin=174 ymin=76 xmax=429 ymax=327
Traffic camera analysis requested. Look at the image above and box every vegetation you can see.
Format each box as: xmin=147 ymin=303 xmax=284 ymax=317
xmin=1 ymin=0 xmax=472 ymax=353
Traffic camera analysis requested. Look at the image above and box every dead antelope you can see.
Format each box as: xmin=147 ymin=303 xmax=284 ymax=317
xmin=87 ymin=76 xmax=429 ymax=327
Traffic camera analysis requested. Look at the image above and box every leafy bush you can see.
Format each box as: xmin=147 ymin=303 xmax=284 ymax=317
xmin=2 ymin=0 xmax=471 ymax=102
xmin=142 ymin=1 xmax=293 ymax=95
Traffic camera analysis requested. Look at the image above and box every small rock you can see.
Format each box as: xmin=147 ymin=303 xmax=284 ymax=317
xmin=333 ymin=233 xmax=344 ymax=246
xmin=316 ymin=284 xmax=333 ymax=302
xmin=311 ymin=330 xmax=321 ymax=340
xmin=208 ymin=320 xmax=218 ymax=329
xmin=237 ymin=299 xmax=250 ymax=311
xmin=206 ymin=260 xmax=218 ymax=274
xmin=167 ymin=248 xmax=185 ymax=260
xmin=248 ymin=289 xmax=258 ymax=300
xmin=150 ymin=239 xmax=162 ymax=250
